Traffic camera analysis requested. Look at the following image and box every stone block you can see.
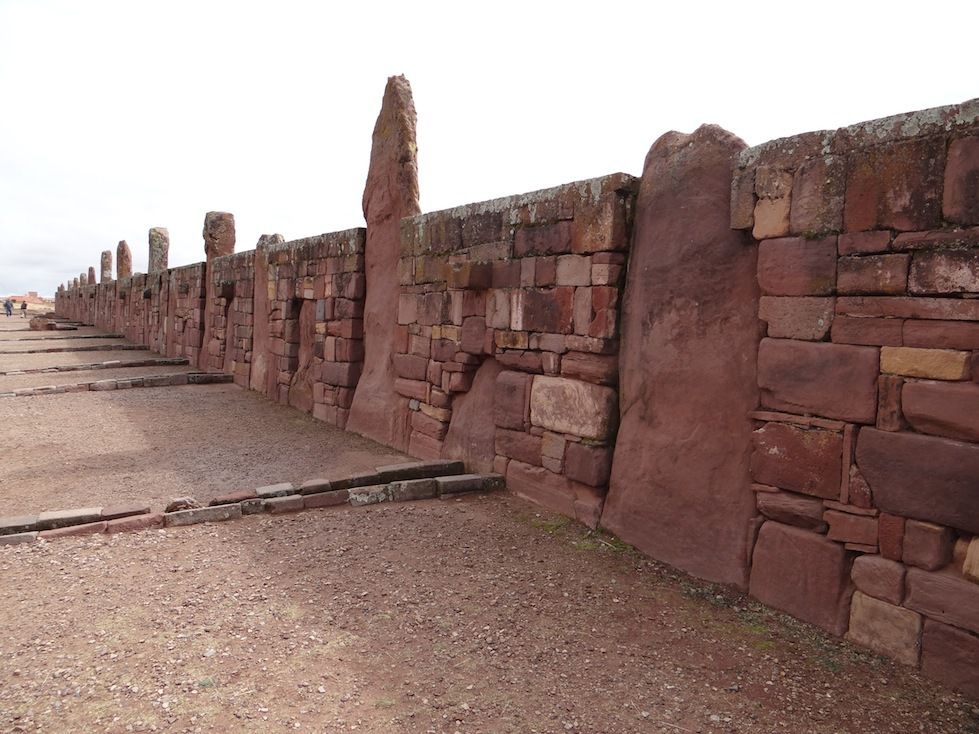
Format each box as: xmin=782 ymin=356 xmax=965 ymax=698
xmin=943 ymin=135 xmax=979 ymax=225
xmin=755 ymin=490 xmax=827 ymax=532
xmin=903 ymin=319 xmax=979 ymax=350
xmin=846 ymin=591 xmax=921 ymax=666
xmin=388 ymin=478 xmax=439 ymax=502
xmin=0 ymin=515 xmax=37 ymax=535
xmin=393 ymin=353 xmax=428 ymax=381
xmin=750 ymin=422 xmax=842 ymax=499
xmin=265 ymin=495 xmax=305 ymax=514
xmin=375 ymin=460 xmax=465 ymax=483
xmin=436 ymin=473 xmax=506 ymax=495
xmin=514 ymin=221 xmax=572 ymax=257
xmin=510 ymin=288 xmax=573 ymax=334
xmin=105 ymin=513 xmax=164 ymax=534
xmin=164 ymin=504 xmax=243 ymax=527
xmin=858 ymin=428 xmax=979 ymax=534
xmin=878 ymin=513 xmax=906 ymax=561
xmin=903 ymin=380 xmax=979 ymax=442
xmin=446 ymin=261 xmax=493 ymax=290
xmin=830 ymin=316 xmax=903 ymax=346
xmin=965 ymin=539 xmax=979 ymax=583
xmin=844 ymin=136 xmax=945 ymax=232
xmin=0 ymin=531 xmax=37 ymax=546
xmin=304 ymin=490 xmax=349 ymax=509
xmin=906 ymin=568 xmax=979 ymax=635
xmin=348 ymin=484 xmax=393 ymax=506
xmin=825 ymin=510 xmax=878 ymax=546
xmin=555 ymin=255 xmax=591 ymax=286
xmin=876 ymin=374 xmax=905 ymax=431
xmin=837 ymin=254 xmax=909 ymax=295
xmin=559 ymin=351 xmax=618 ymax=385
xmin=329 ymin=471 xmax=382 ymax=491
xmin=838 ymin=230 xmax=891 ymax=255
xmin=36 ymin=507 xmax=102 ymax=531
xmin=758 ymin=339 xmax=879 ymax=423
xmin=563 ymin=442 xmax=612 ymax=488
xmin=909 ymin=249 xmax=979 ymax=295
xmin=394 ymin=377 xmax=429 ymax=402
xmin=903 ymin=520 xmax=955 ymax=571
xmin=851 ymin=555 xmax=905 ymax=605
xmin=208 ymin=490 xmax=257 ymax=506
xmin=759 ymin=296 xmax=834 ymax=340
xmin=749 ymin=521 xmax=854 ymax=635
xmin=494 ymin=370 xmax=531 ymax=430
xmin=495 ymin=428 xmax=542 ymax=466
xmin=460 ymin=316 xmax=486 ymax=354
xmin=506 ymin=460 xmax=603 ymax=528
xmin=753 ymin=196 xmax=791 ymax=240
xmin=39 ymin=521 xmax=107 ymax=539
xmin=839 ymin=295 xmax=979 ymax=322
xmin=529 ymin=376 xmax=617 ymax=441
xmin=756 ymin=237 xmax=837 ymax=296
xmin=100 ymin=504 xmax=150 ymax=520
xmin=880 ymin=346 xmax=970 ymax=380
xmin=790 ymin=154 xmax=845 ymax=235
xmin=921 ymin=620 xmax=979 ymax=700
xmin=255 ymin=482 xmax=295 ymax=498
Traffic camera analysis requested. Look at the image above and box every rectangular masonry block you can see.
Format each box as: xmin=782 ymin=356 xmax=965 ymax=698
xmin=944 ymin=136 xmax=979 ymax=225
xmin=255 ymin=482 xmax=296 ymax=498
xmin=304 ymin=490 xmax=349 ymax=509
xmin=880 ymin=346 xmax=970 ymax=380
xmin=909 ymin=249 xmax=979 ymax=294
xmin=837 ymin=254 xmax=909 ymax=295
xmin=751 ymin=422 xmax=843 ymax=499
xmin=902 ymin=380 xmax=979 ymax=442
xmin=830 ymin=316 xmax=903 ymax=346
xmin=265 ymin=495 xmax=305 ymax=514
xmin=105 ymin=513 xmax=165 ymax=534
xmin=759 ymin=296 xmax=834 ymax=340
xmin=824 ymin=509 xmax=878 ymax=546
xmin=846 ymin=591 xmax=921 ymax=666
xmin=903 ymin=519 xmax=954 ymax=571
xmin=757 ymin=236 xmax=837 ymax=296
xmin=755 ymin=490 xmax=827 ymax=532
xmin=329 ymin=471 xmax=382 ymax=491
xmin=35 ymin=507 xmax=102 ymax=531
xmin=101 ymin=504 xmax=151 ymax=520
xmin=375 ymin=460 xmax=466 ymax=483
xmin=0 ymin=531 xmax=37 ymax=546
xmin=851 ymin=554 xmax=905 ymax=605
xmin=530 ymin=375 xmax=617 ymax=441
xmin=906 ymin=568 xmax=979 ymax=635
xmin=903 ymin=319 xmax=979 ymax=350
xmin=436 ymin=473 xmax=506 ymax=495
xmin=164 ymin=504 xmax=243 ymax=527
xmin=39 ymin=521 xmax=107 ymax=539
xmin=921 ymin=620 xmax=979 ymax=701
xmin=0 ymin=515 xmax=38 ymax=535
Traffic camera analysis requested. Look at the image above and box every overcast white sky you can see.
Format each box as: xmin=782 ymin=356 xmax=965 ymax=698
xmin=1 ymin=0 xmax=976 ymax=296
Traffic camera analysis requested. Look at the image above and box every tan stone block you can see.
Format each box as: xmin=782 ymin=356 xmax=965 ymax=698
xmin=753 ymin=197 xmax=791 ymax=240
xmin=529 ymin=376 xmax=617 ymax=441
xmin=846 ymin=591 xmax=921 ymax=666
xmin=963 ymin=538 xmax=979 ymax=583
xmin=880 ymin=346 xmax=970 ymax=380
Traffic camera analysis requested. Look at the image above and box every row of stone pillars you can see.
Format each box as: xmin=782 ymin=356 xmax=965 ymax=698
xmin=61 ymin=213 xmax=236 ymax=291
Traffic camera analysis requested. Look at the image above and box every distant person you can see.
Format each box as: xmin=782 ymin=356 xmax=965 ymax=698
xmin=20 ymin=299 xmax=27 ymax=318
xmin=3 ymin=299 xmax=12 ymax=317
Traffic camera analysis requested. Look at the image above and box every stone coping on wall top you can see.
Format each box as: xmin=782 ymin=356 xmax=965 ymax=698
xmin=738 ymin=96 xmax=979 ymax=169
xmin=259 ymin=227 xmax=367 ymax=258
xmin=402 ymin=172 xmax=638 ymax=227
xmin=0 ymin=461 xmax=505 ymax=547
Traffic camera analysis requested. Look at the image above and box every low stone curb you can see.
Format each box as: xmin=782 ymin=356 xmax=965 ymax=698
xmin=0 ymin=356 xmax=189 ymax=376
xmin=0 ymin=460 xmax=505 ymax=547
xmin=0 ymin=371 xmax=233 ymax=398
xmin=0 ymin=343 xmax=144 ymax=355
xmin=4 ymin=333 xmax=125 ymax=343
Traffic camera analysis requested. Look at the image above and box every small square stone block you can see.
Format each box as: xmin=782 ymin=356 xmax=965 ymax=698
xmin=255 ymin=482 xmax=296 ymax=498
xmin=164 ymin=504 xmax=242 ymax=527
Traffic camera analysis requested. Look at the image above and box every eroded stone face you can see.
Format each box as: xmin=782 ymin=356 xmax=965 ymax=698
xmin=529 ymin=375 xmax=616 ymax=441
xmin=203 ymin=212 xmax=236 ymax=259
xmin=100 ymin=250 xmax=112 ymax=282
xmin=87 ymin=266 xmax=96 ymax=284
xmin=148 ymin=227 xmax=169 ymax=272
xmin=117 ymin=240 xmax=132 ymax=278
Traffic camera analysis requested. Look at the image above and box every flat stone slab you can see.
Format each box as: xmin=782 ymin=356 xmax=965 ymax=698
xmin=101 ymin=504 xmax=150 ymax=521
xmin=0 ymin=515 xmax=37 ymax=536
xmin=35 ymin=507 xmax=102 ymax=531
xmin=255 ymin=482 xmax=295 ymax=498
xmin=329 ymin=471 xmax=382 ymax=491
xmin=436 ymin=473 xmax=506 ymax=495
xmin=266 ymin=495 xmax=305 ymax=514
xmin=0 ymin=531 xmax=37 ymax=546
xmin=105 ymin=513 xmax=164 ymax=534
xmin=164 ymin=504 xmax=242 ymax=527
xmin=298 ymin=478 xmax=332 ymax=495
xmin=208 ymin=489 xmax=258 ymax=506
xmin=375 ymin=460 xmax=466 ymax=483
xmin=303 ymin=490 xmax=349 ymax=509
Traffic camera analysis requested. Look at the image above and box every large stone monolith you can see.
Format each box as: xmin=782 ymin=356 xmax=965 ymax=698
xmin=117 ymin=240 xmax=132 ymax=278
xmin=100 ymin=251 xmax=112 ymax=282
xmin=73 ymin=277 xmax=79 ymax=289
xmin=148 ymin=227 xmax=169 ymax=272
xmin=346 ymin=75 xmax=421 ymax=451
xmin=87 ymin=266 xmax=96 ymax=284
xmin=203 ymin=212 xmax=236 ymax=258
xmin=79 ymin=272 xmax=88 ymax=286
xmin=600 ymin=125 xmax=762 ymax=588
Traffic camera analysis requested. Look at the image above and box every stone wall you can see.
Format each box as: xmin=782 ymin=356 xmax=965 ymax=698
xmin=205 ymin=251 xmax=255 ymax=387
xmin=732 ymin=100 xmax=979 ymax=694
xmin=395 ymin=174 xmax=636 ymax=526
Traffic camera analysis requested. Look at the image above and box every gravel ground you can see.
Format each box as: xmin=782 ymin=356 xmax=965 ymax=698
xmin=0 ymin=349 xmax=164 ymax=372
xmin=0 ymin=384 xmax=406 ymax=514
xmin=0 ymin=364 xmax=196 ymax=391
xmin=0 ymin=495 xmax=974 ymax=734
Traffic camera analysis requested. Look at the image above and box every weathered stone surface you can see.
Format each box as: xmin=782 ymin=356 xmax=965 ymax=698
xmin=906 ymin=568 xmax=979 ymax=635
xmin=858 ymin=428 xmax=979 ymax=534
xmin=346 ymin=76 xmax=420 ymax=451
xmin=388 ymin=478 xmax=439 ymax=502
xmin=87 ymin=266 xmax=96 ymax=285
xmin=495 ymin=428 xmax=542 ymax=466
xmin=255 ymin=482 xmax=295 ymax=498
xmin=303 ymin=490 xmax=349 ymax=509
xmin=846 ymin=591 xmax=921 ymax=666
xmin=265 ymin=495 xmax=305 ymax=514
xmin=241 ymin=498 xmax=266 ymax=515
xmin=559 ymin=352 xmax=618 ymax=385
xmin=603 ymin=125 xmax=759 ymax=588
xmin=100 ymin=250 xmax=113 ymax=282
xmin=943 ymin=136 xmax=979 ymax=225
xmin=0 ymin=515 xmax=37 ymax=536
xmin=838 ymin=230 xmax=891 ymax=255
xmin=838 ymin=295 xmax=979 ymax=321
xmin=837 ymin=254 xmax=909 ymax=295
xmin=830 ymin=316 xmax=903 ymax=346
xmin=100 ymin=504 xmax=150 ymax=520
xmin=790 ymin=154 xmax=844 ymax=235
xmin=750 ymin=422 xmax=842 ymax=499
xmin=756 ymin=237 xmax=837 ymax=296
xmin=851 ymin=554 xmax=905 ymax=605
xmin=164 ymin=504 xmax=242 ymax=527
xmin=903 ymin=319 xmax=979 ymax=350
xmin=35 ymin=507 xmax=102 ymax=531
xmin=825 ymin=510 xmax=878 ymax=546
xmin=922 ymin=620 xmax=979 ymax=700
xmin=563 ymin=442 xmax=612 ymax=488
xmin=758 ymin=339 xmax=879 ymax=424
xmin=903 ymin=520 xmax=954 ymax=571
xmin=203 ymin=211 xmax=236 ymax=258
xmin=442 ymin=359 xmax=503 ymax=473
xmin=903 ymin=380 xmax=979 ymax=442
xmin=909 ymin=249 xmax=979 ymax=294
xmin=755 ymin=490 xmax=827 ymax=532
xmin=165 ymin=497 xmax=202 ymax=512
xmin=0 ymin=531 xmax=37 ymax=546
xmin=507 ymin=460 xmax=603 ymax=528
xmin=329 ymin=471 xmax=381 ymax=491
xmin=436 ymin=473 xmax=505 ymax=495
xmin=148 ymin=227 xmax=169 ymax=272
xmin=749 ymin=521 xmax=853 ymax=635
xmin=880 ymin=346 xmax=970 ymax=380
xmin=116 ymin=240 xmax=132 ymax=278
xmin=529 ymin=376 xmax=616 ymax=441
xmin=39 ymin=521 xmax=107 ymax=539
xmin=758 ymin=297 xmax=834 ymax=340
xmin=375 ymin=460 xmax=466 ymax=483
xmin=105 ymin=513 xmax=164 ymax=534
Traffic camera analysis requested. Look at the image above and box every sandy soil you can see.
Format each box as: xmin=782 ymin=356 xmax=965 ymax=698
xmin=0 ymin=364 xmax=197 ymax=391
xmin=1 ymin=495 xmax=975 ymax=734
xmin=0 ymin=384 xmax=406 ymax=514
xmin=0 ymin=349 xmax=172 ymax=372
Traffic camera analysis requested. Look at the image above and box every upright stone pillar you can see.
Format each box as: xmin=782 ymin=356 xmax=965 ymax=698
xmin=148 ymin=227 xmax=169 ymax=272
xmin=117 ymin=240 xmax=132 ymax=278
xmin=100 ymin=251 xmax=113 ymax=282
xmin=73 ymin=277 xmax=79 ymax=289
xmin=203 ymin=212 xmax=236 ymax=258
xmin=87 ymin=266 xmax=96 ymax=284
xmin=346 ymin=75 xmax=421 ymax=451
xmin=80 ymin=272 xmax=88 ymax=286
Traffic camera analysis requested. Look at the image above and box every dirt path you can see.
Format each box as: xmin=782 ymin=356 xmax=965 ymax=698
xmin=1 ymin=495 xmax=974 ymax=733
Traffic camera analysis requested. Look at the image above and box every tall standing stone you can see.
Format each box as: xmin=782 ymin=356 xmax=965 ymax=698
xmin=203 ymin=212 xmax=236 ymax=258
xmin=117 ymin=240 xmax=132 ymax=278
xmin=87 ymin=266 xmax=96 ymax=284
xmin=601 ymin=125 xmax=761 ymax=588
xmin=100 ymin=251 xmax=113 ymax=282
xmin=346 ymin=75 xmax=421 ymax=451
xmin=73 ymin=277 xmax=79 ymax=289
xmin=148 ymin=228 xmax=169 ymax=272
xmin=79 ymin=272 xmax=88 ymax=286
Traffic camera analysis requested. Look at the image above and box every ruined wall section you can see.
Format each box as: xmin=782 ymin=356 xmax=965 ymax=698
xmin=396 ymin=174 xmax=636 ymax=526
xmin=733 ymin=99 xmax=979 ymax=698
xmin=163 ymin=263 xmax=206 ymax=363
xmin=205 ymin=251 xmax=256 ymax=387
xmin=253 ymin=230 xmax=366 ymax=429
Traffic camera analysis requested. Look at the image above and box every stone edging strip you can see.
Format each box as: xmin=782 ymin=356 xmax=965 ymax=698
xmin=0 ymin=371 xmax=232 ymax=398
xmin=0 ymin=461 xmax=504 ymax=546
xmin=0 ymin=343 xmax=144 ymax=355
xmin=5 ymin=333 xmax=125 ymax=342
xmin=0 ymin=356 xmax=189 ymax=376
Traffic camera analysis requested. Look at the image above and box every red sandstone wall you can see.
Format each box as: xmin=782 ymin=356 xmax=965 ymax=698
xmin=395 ymin=174 xmax=636 ymax=526
xmin=204 ymin=252 xmax=256 ymax=387
xmin=732 ymin=99 xmax=979 ymax=698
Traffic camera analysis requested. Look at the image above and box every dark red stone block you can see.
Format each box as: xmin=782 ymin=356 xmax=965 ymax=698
xmin=903 ymin=380 xmax=979 ymax=442
xmin=750 ymin=422 xmax=842 ymax=499
xmin=921 ymin=620 xmax=979 ymax=700
xmin=757 ymin=237 xmax=837 ymax=296
xmin=514 ymin=221 xmax=572 ymax=257
xmin=830 ymin=316 xmax=903 ymax=346
xmin=494 ymin=428 xmax=542 ymax=466
xmin=837 ymin=254 xmax=909 ymax=295
xmin=943 ymin=136 xmax=979 ymax=225
xmin=493 ymin=370 xmax=531 ymax=430
xmin=563 ymin=442 xmax=612 ymax=487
